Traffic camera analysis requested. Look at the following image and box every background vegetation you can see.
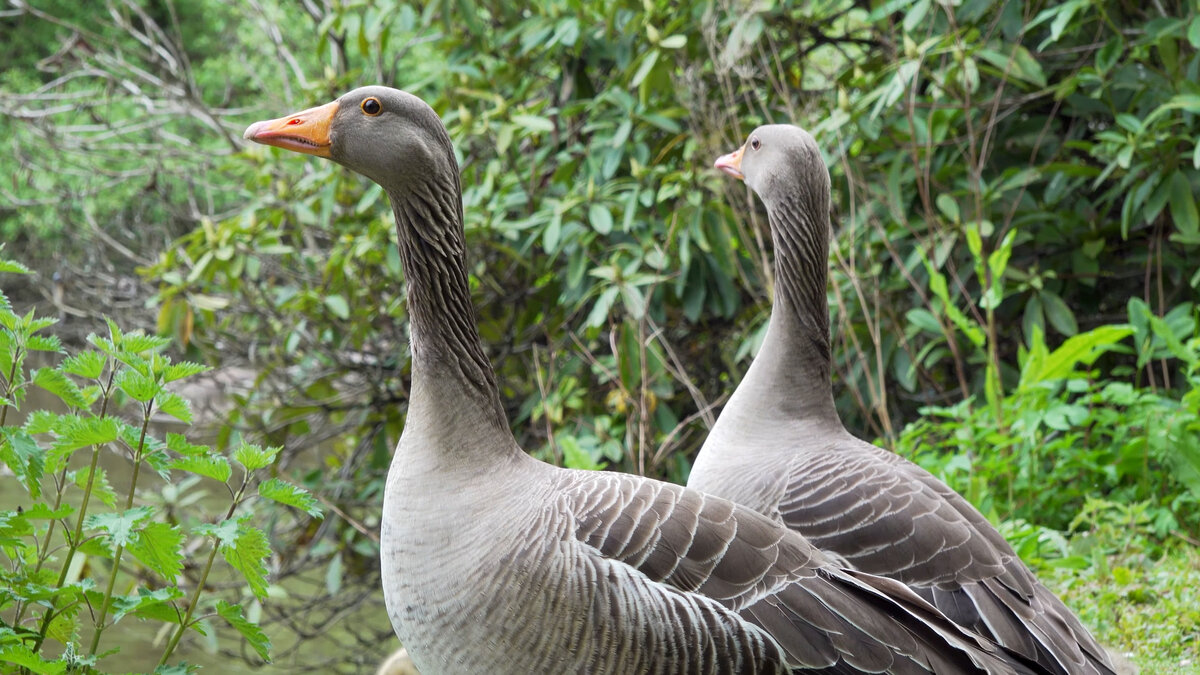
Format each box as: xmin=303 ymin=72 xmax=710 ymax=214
xmin=2 ymin=0 xmax=1198 ymax=672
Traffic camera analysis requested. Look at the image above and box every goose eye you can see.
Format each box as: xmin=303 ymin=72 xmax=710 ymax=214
xmin=361 ymin=97 xmax=382 ymax=116
xmin=750 ymin=137 xmax=761 ymax=150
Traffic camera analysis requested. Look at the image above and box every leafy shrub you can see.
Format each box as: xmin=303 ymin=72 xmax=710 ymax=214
xmin=898 ymin=306 xmax=1200 ymax=534
xmin=0 ymin=250 xmax=321 ymax=674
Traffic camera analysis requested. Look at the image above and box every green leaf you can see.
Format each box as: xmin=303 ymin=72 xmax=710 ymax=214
xmin=1168 ymin=170 xmax=1199 ymax=238
xmin=112 ymin=586 xmax=185 ymax=624
xmin=588 ymin=203 xmax=614 ymax=235
xmin=119 ymin=333 xmax=172 ymax=354
xmin=233 ymin=443 xmax=280 ymax=471
xmin=0 ymin=259 xmax=33 ymax=275
xmin=0 ymin=645 xmax=67 ymax=675
xmin=1 ymin=427 xmax=45 ymax=497
xmin=325 ymin=551 xmax=344 ymax=595
xmin=1041 ymin=291 xmax=1079 ymax=336
xmin=61 ymin=350 xmax=106 ymax=379
xmin=162 ymin=361 xmax=211 ymax=383
xmin=258 ymin=478 xmax=323 ymax=517
xmin=21 ymin=502 xmax=74 ymax=519
xmin=170 ymin=455 xmax=232 ymax=483
xmin=658 ymin=34 xmax=687 ymax=49
xmin=127 ymin=521 xmax=185 ymax=583
xmin=1189 ymin=15 xmax=1200 ymax=49
xmin=155 ymin=391 xmax=193 ymax=424
xmin=511 ymin=114 xmax=554 ymax=133
xmin=631 ymin=49 xmax=660 ymax=87
xmin=1096 ymin=36 xmax=1122 ymax=74
xmin=1022 ymin=324 xmax=1134 ymax=387
xmin=323 ymin=294 xmax=350 ymax=320
xmin=32 ymin=367 xmax=88 ymax=409
xmin=49 ymin=416 xmax=120 ymax=469
xmin=26 ymin=334 xmax=62 ymax=352
xmin=216 ymin=600 xmax=272 ymax=662
xmin=560 ymin=435 xmax=603 ymax=471
xmin=935 ymin=194 xmax=959 ymax=223
xmin=1010 ymin=45 xmax=1047 ymax=88
xmin=166 ymin=433 xmax=210 ymax=456
xmin=85 ymin=506 xmax=155 ymax=548
xmin=221 ymin=522 xmax=271 ymax=600
xmin=116 ymin=368 xmax=160 ymax=403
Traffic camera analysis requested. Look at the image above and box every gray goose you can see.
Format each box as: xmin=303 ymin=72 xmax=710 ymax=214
xmin=689 ymin=125 xmax=1114 ymax=675
xmin=244 ymin=87 xmax=1045 ymax=675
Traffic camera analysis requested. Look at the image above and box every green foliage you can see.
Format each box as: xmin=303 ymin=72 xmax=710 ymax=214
xmin=898 ymin=304 xmax=1200 ymax=534
xmin=0 ymin=253 xmax=321 ymax=673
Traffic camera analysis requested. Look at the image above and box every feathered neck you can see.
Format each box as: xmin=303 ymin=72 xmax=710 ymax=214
xmin=385 ymin=165 xmax=508 ymax=433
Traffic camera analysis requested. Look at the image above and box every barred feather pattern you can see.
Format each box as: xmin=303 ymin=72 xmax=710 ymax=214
xmin=690 ymin=125 xmax=1116 ymax=675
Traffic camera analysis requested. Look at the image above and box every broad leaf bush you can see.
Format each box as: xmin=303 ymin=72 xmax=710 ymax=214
xmin=0 ymin=251 xmax=321 ymax=674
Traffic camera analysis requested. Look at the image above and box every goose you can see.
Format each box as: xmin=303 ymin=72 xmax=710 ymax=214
xmin=243 ymin=87 xmax=1046 ymax=674
xmin=689 ymin=124 xmax=1115 ymax=675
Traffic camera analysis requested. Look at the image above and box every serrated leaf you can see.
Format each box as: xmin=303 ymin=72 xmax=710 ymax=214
xmin=221 ymin=523 xmax=271 ymax=601
xmin=21 ymin=502 xmax=74 ymax=519
xmin=0 ymin=645 xmax=67 ymax=674
xmin=1 ymin=427 xmax=45 ymax=498
xmin=155 ymin=391 xmax=193 ymax=424
xmin=51 ymin=415 xmax=120 ymax=458
xmin=111 ymin=586 xmax=185 ymax=623
xmin=32 ymin=367 xmax=88 ymax=409
xmin=85 ymin=506 xmax=155 ymax=547
xmin=170 ymin=455 xmax=232 ymax=483
xmin=162 ymin=361 xmax=211 ymax=383
xmin=166 ymin=432 xmax=210 ymax=456
xmin=258 ymin=478 xmax=322 ymax=517
xmin=127 ymin=522 xmax=185 ymax=583
xmin=61 ymin=350 xmax=106 ymax=379
xmin=0 ymin=259 xmax=33 ymax=275
xmin=116 ymin=368 xmax=160 ymax=403
xmin=216 ymin=600 xmax=272 ymax=662
xmin=26 ymin=334 xmax=62 ymax=352
xmin=233 ymin=443 xmax=279 ymax=471
xmin=119 ymin=333 xmax=172 ymax=354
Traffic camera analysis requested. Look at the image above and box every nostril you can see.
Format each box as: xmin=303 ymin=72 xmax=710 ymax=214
xmin=287 ymin=118 xmax=302 ymax=125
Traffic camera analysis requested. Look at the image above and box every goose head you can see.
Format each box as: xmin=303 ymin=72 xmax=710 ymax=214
xmin=243 ymin=86 xmax=457 ymax=195
xmin=714 ymin=124 xmax=830 ymax=209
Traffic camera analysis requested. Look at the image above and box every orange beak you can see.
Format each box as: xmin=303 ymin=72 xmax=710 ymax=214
xmin=713 ymin=144 xmax=745 ymax=180
xmin=243 ymin=100 xmax=339 ymax=158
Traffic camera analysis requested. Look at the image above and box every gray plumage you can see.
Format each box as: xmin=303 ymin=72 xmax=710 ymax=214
xmin=246 ymin=89 xmax=1045 ymax=675
xmin=690 ymin=125 xmax=1114 ymax=675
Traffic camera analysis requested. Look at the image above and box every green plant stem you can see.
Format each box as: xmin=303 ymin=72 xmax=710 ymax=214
xmin=29 ymin=371 xmax=115 ymax=653
xmin=158 ymin=475 xmax=248 ymax=667
xmin=88 ymin=403 xmax=152 ymax=656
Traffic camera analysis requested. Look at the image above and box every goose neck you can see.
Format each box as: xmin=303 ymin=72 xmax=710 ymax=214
xmin=387 ymin=182 xmax=509 ymax=435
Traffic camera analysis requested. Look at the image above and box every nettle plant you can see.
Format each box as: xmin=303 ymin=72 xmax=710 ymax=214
xmin=0 ymin=255 xmax=321 ymax=674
